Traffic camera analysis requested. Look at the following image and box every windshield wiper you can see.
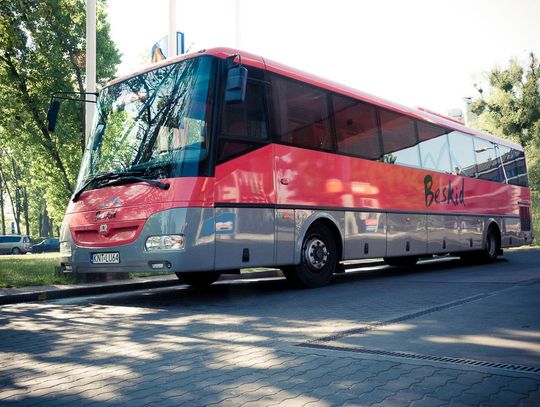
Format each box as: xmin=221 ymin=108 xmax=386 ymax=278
xmin=72 ymin=170 xmax=158 ymax=202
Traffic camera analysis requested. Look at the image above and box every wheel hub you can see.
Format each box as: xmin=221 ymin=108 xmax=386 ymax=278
xmin=304 ymin=238 xmax=329 ymax=270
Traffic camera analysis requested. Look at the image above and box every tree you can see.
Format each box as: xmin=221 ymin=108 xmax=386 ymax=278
xmin=0 ymin=0 xmax=120 ymax=235
xmin=471 ymin=53 xmax=540 ymax=149
xmin=471 ymin=53 xmax=540 ymax=240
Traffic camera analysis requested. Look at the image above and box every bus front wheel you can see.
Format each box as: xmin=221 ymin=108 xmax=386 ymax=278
xmin=283 ymin=223 xmax=337 ymax=288
xmin=176 ymin=271 xmax=221 ymax=287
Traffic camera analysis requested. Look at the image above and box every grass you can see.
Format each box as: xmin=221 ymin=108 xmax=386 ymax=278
xmin=0 ymin=253 xmax=174 ymax=289
xmin=0 ymin=253 xmax=74 ymax=289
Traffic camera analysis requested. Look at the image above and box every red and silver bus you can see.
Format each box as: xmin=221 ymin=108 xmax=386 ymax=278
xmin=58 ymin=47 xmax=533 ymax=287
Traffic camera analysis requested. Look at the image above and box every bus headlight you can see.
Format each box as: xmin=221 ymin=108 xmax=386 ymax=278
xmin=60 ymin=242 xmax=72 ymax=256
xmin=145 ymin=235 xmax=185 ymax=251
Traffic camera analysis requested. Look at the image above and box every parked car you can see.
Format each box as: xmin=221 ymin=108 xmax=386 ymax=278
xmin=0 ymin=235 xmax=32 ymax=254
xmin=31 ymin=238 xmax=60 ymax=253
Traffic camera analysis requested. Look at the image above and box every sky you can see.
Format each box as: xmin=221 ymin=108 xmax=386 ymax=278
xmin=106 ymin=0 xmax=540 ymax=116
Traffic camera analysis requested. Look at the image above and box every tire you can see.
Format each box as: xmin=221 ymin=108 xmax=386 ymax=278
xmin=176 ymin=271 xmax=221 ymax=287
xmin=460 ymin=227 xmax=500 ymax=264
xmin=383 ymin=256 xmax=418 ymax=267
xmin=11 ymin=247 xmax=21 ymax=255
xmin=480 ymin=227 xmax=500 ymax=262
xmin=283 ymin=223 xmax=338 ymax=288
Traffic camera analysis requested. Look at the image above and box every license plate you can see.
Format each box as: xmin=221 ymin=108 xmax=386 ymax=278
xmin=91 ymin=252 xmax=120 ymax=264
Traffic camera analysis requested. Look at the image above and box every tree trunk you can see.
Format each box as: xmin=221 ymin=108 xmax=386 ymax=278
xmin=13 ymin=186 xmax=21 ymax=235
xmin=41 ymin=207 xmax=51 ymax=237
xmin=23 ymin=187 xmax=30 ymax=236
xmin=10 ymin=157 xmax=22 ymax=235
xmin=0 ymin=165 xmax=19 ymax=235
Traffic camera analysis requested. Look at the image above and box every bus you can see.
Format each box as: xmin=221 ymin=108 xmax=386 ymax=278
xmin=57 ymin=47 xmax=533 ymax=288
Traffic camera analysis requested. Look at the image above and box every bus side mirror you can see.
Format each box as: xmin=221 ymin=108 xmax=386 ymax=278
xmin=224 ymin=65 xmax=248 ymax=104
xmin=47 ymin=99 xmax=61 ymax=132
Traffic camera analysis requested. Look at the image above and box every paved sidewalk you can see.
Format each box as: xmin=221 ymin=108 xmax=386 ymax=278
xmin=1 ymin=248 xmax=539 ymax=406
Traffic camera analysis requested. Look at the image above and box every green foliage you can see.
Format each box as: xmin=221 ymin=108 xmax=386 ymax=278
xmin=0 ymin=0 xmax=120 ymax=234
xmin=471 ymin=53 xmax=540 ymax=242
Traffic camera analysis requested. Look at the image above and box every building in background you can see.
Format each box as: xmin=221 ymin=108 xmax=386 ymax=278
xmin=447 ymin=97 xmax=478 ymax=126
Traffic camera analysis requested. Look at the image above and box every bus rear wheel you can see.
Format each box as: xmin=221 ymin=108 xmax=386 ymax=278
xmin=480 ymin=227 xmax=500 ymax=262
xmin=283 ymin=223 xmax=337 ymax=288
xmin=460 ymin=227 xmax=500 ymax=263
xmin=383 ymin=256 xmax=418 ymax=267
xmin=176 ymin=271 xmax=221 ymax=287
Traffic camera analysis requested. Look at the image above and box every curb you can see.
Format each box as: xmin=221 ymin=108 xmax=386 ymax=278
xmin=0 ymin=270 xmax=283 ymax=306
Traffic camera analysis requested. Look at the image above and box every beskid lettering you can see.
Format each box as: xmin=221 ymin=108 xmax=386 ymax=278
xmin=424 ymin=175 xmax=465 ymax=207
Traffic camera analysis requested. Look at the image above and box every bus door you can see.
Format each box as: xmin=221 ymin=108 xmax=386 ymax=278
xmin=213 ymin=66 xmax=276 ymax=270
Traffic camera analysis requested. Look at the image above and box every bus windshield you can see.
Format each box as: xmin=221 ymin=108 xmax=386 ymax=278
xmin=77 ymin=55 xmax=217 ymax=190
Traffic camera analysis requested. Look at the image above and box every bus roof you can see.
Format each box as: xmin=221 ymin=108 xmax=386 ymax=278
xmin=107 ymin=47 xmax=523 ymax=152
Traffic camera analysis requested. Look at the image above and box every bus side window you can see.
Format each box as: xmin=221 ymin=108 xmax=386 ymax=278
xmin=269 ymin=75 xmax=333 ymax=151
xmin=500 ymin=146 xmax=529 ymax=187
xmin=417 ymin=121 xmax=452 ymax=173
xmin=332 ymin=94 xmax=380 ymax=160
xmin=515 ymin=150 xmax=529 ymax=187
xmin=474 ymin=138 xmax=504 ymax=183
xmin=379 ymin=109 xmax=420 ymax=168
xmin=218 ymin=68 xmax=270 ymax=163
xmin=448 ymin=131 xmax=478 ymax=177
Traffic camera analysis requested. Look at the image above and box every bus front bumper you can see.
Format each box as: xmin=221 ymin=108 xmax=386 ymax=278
xmin=60 ymin=207 xmax=215 ymax=274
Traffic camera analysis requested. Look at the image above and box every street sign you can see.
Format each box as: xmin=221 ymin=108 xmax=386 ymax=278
xmin=151 ymin=32 xmax=185 ymax=62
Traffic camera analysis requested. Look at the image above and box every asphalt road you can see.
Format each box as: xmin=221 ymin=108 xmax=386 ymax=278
xmin=1 ymin=248 xmax=540 ymax=406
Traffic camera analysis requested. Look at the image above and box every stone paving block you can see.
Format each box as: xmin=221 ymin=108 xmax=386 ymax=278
xmin=370 ymin=366 xmax=406 ymax=384
xmin=405 ymin=365 xmax=440 ymax=380
xmin=353 ymin=388 xmax=397 ymax=405
xmin=430 ymin=381 xmax=470 ymax=400
xmin=519 ymin=388 xmax=540 ymax=407
xmin=224 ymin=386 xmax=284 ymax=407
xmin=327 ymin=362 xmax=368 ymax=379
xmin=377 ymin=374 xmax=421 ymax=393
xmin=272 ymin=394 xmax=323 ymax=407
xmin=488 ymin=390 xmax=528 ymax=407
xmin=409 ymin=395 xmax=449 ymax=407
xmin=506 ymin=377 xmax=540 ymax=395
xmin=452 ymin=370 xmax=490 ymax=386
xmin=369 ymin=398 xmax=407 ymax=407
xmin=452 ymin=391 xmax=491 ymax=405
xmin=416 ymin=372 xmax=457 ymax=389
xmin=155 ymin=392 xmax=198 ymax=407
xmin=389 ymin=388 xmax=427 ymax=404
xmin=346 ymin=379 xmax=383 ymax=395
xmin=446 ymin=400 xmax=477 ymax=407
xmin=462 ymin=376 xmax=510 ymax=398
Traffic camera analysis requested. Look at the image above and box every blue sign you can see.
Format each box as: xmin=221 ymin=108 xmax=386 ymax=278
xmin=151 ymin=32 xmax=185 ymax=62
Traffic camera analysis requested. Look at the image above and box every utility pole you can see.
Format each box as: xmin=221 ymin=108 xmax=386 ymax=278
xmin=168 ymin=0 xmax=177 ymax=58
xmin=235 ymin=0 xmax=241 ymax=49
xmin=85 ymin=0 xmax=96 ymax=142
